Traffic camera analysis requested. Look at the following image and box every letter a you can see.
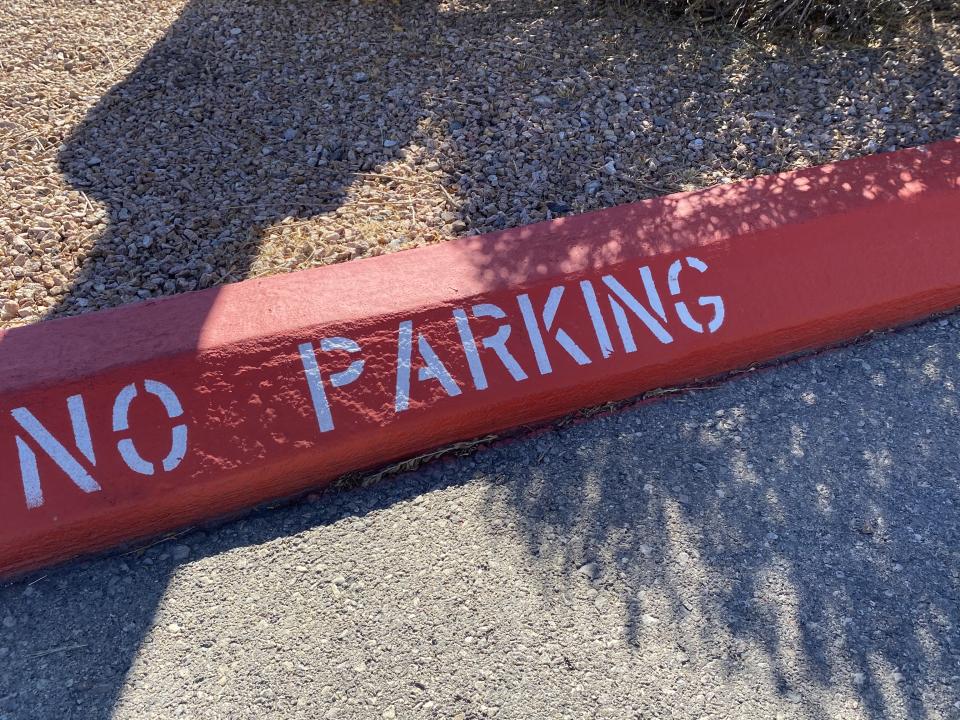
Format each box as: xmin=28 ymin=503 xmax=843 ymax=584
xmin=395 ymin=321 xmax=461 ymax=412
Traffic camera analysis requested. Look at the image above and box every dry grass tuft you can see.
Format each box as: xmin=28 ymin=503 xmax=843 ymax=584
xmin=646 ymin=0 xmax=959 ymax=39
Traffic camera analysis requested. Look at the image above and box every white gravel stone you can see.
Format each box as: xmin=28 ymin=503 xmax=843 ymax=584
xmin=1 ymin=300 xmax=19 ymax=320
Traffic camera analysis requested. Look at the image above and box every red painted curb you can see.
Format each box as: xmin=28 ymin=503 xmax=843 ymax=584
xmin=2 ymin=140 xmax=959 ymax=577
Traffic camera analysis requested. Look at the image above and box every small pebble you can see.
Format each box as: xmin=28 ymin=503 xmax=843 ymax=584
xmin=171 ymin=544 xmax=191 ymax=561
xmin=1 ymin=300 xmax=20 ymax=321
xmin=577 ymin=562 xmax=600 ymax=579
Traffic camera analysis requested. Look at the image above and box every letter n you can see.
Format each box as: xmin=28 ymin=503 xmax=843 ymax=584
xmin=10 ymin=395 xmax=101 ymax=509
xmin=579 ymin=268 xmax=674 ymax=358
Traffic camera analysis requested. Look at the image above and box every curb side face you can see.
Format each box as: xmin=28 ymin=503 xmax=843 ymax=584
xmin=0 ymin=140 xmax=958 ymax=576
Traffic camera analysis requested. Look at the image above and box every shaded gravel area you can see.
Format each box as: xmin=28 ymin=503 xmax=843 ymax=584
xmin=1 ymin=0 xmax=958 ymax=325
xmin=1 ymin=314 xmax=959 ymax=719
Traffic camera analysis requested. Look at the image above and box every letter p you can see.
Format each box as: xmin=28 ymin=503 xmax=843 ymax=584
xmin=298 ymin=337 xmax=366 ymax=433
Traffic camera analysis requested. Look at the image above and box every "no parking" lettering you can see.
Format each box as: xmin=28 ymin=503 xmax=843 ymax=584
xmin=8 ymin=256 xmax=723 ymax=510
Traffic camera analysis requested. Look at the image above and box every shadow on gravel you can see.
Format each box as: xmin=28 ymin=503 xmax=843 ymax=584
xmin=44 ymin=0 xmax=960 ymax=324
xmin=1 ymin=0 xmax=958 ymax=718
xmin=456 ymin=141 xmax=959 ymax=294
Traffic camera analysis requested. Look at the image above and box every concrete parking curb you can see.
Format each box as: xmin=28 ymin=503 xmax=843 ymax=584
xmin=1 ymin=139 xmax=958 ymax=577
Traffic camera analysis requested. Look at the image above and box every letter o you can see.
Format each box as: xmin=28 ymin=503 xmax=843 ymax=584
xmin=112 ymin=380 xmax=188 ymax=475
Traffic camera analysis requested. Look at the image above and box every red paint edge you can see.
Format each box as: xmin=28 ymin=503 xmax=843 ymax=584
xmin=1 ymin=140 xmax=959 ymax=578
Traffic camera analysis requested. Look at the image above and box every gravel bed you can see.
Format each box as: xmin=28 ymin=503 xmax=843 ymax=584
xmin=0 ymin=0 xmax=958 ymax=326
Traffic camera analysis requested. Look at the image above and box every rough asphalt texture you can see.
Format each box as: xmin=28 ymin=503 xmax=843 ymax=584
xmin=1 ymin=314 xmax=959 ymax=720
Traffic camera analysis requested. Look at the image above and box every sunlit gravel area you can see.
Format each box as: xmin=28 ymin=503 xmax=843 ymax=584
xmin=0 ymin=0 xmax=958 ymax=326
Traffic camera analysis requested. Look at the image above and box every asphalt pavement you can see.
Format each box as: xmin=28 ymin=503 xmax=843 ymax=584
xmin=1 ymin=314 xmax=959 ymax=720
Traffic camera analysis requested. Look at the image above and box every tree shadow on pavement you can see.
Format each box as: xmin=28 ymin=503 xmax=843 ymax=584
xmin=486 ymin=321 xmax=960 ymax=719
xmin=1 ymin=0 xmax=959 ymax=718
